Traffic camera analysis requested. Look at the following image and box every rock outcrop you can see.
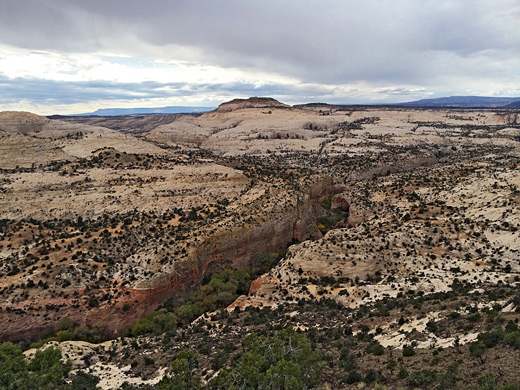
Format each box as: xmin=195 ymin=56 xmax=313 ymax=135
xmin=0 ymin=111 xmax=50 ymax=134
xmin=190 ymin=176 xmax=332 ymax=268
xmin=213 ymin=97 xmax=289 ymax=113
xmin=331 ymin=193 xmax=350 ymax=212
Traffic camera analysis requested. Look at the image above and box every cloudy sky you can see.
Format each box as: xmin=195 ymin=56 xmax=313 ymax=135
xmin=1 ymin=0 xmax=519 ymax=114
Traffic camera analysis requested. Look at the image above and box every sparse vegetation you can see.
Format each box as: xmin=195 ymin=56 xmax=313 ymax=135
xmin=1 ymin=105 xmax=520 ymax=389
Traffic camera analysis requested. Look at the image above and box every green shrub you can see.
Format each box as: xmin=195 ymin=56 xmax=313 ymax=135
xmin=210 ymin=328 xmax=323 ymax=390
xmin=397 ymin=367 xmax=409 ymax=379
xmin=503 ymin=331 xmax=520 ymax=349
xmin=503 ymin=381 xmax=520 ymax=390
xmin=365 ymin=369 xmax=377 ymax=383
xmin=344 ymin=370 xmax=362 ymax=385
xmin=402 ymin=344 xmax=415 ymax=357
xmin=0 ymin=343 xmax=98 ymax=390
xmin=339 ymin=346 xmax=356 ymax=371
xmin=469 ymin=341 xmax=486 ymax=364
xmin=477 ymin=373 xmax=498 ymax=390
xmin=123 ymin=269 xmax=254 ymax=337
xmin=478 ymin=330 xmax=504 ymax=348
xmin=366 ymin=341 xmax=385 ymax=356
xmin=407 ymin=369 xmax=439 ymax=388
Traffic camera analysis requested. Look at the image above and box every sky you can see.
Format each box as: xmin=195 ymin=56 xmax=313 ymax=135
xmin=0 ymin=0 xmax=519 ymax=114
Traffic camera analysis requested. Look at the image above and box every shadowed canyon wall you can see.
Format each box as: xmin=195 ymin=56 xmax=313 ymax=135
xmin=0 ymin=177 xmax=333 ymax=342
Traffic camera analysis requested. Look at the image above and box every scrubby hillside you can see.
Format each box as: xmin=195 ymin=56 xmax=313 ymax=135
xmin=1 ymin=100 xmax=520 ymax=389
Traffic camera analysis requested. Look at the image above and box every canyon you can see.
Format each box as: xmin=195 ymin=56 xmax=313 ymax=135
xmin=1 ymin=98 xmax=520 ymax=389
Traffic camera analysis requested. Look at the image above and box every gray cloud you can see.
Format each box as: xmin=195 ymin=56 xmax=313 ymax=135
xmin=0 ymin=76 xmax=179 ymax=104
xmin=0 ymin=75 xmax=358 ymax=110
xmin=0 ymin=0 xmax=519 ymax=111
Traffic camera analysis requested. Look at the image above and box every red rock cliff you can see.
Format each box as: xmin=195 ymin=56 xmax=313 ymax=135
xmin=0 ymin=176 xmax=333 ymax=342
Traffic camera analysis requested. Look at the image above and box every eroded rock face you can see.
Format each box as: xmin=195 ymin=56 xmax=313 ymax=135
xmin=113 ymin=175 xmax=334 ymax=329
xmin=121 ymin=176 xmax=332 ymax=334
xmin=192 ymin=176 xmax=332 ymax=269
xmin=0 ymin=176 xmax=333 ymax=342
xmin=331 ymin=193 xmax=350 ymax=212
xmin=355 ymin=157 xmax=439 ymax=180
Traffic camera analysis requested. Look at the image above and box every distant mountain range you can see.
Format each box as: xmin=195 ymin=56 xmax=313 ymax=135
xmin=399 ymin=96 xmax=520 ymax=108
xmin=70 ymin=96 xmax=520 ymax=116
xmin=74 ymin=106 xmax=215 ymax=116
xmin=503 ymin=101 xmax=520 ymax=109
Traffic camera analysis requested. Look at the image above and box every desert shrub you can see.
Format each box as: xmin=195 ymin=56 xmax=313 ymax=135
xmin=0 ymin=342 xmax=98 ymax=390
xmin=503 ymin=381 xmax=520 ymax=390
xmin=477 ymin=373 xmax=498 ymax=390
xmin=209 ymin=328 xmax=323 ymax=390
xmin=339 ymin=345 xmax=357 ymax=371
xmin=157 ymin=349 xmax=200 ymax=390
xmin=343 ymin=370 xmax=362 ymax=385
xmin=478 ymin=330 xmax=504 ymax=348
xmin=402 ymin=344 xmax=415 ymax=357
xmin=407 ymin=369 xmax=439 ymax=388
xmin=397 ymin=367 xmax=409 ymax=379
xmin=503 ymin=331 xmax=520 ymax=349
xmin=366 ymin=341 xmax=385 ymax=356
xmin=30 ymin=323 xmax=108 ymax=348
xmin=426 ymin=320 xmax=438 ymax=333
xmin=469 ymin=341 xmax=486 ymax=364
